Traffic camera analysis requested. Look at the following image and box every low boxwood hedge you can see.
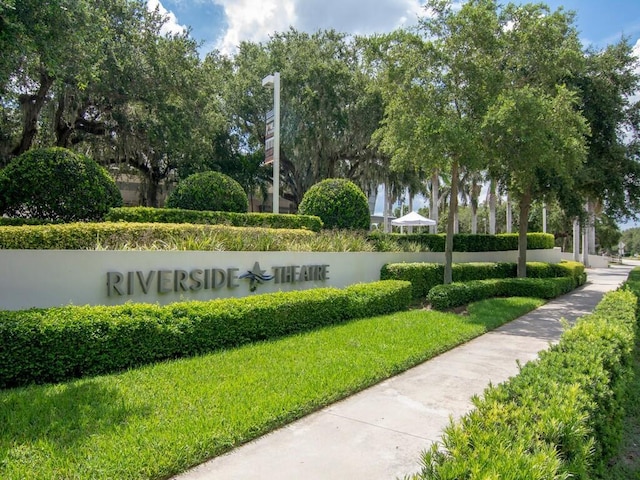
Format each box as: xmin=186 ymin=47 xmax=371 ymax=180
xmin=427 ymin=277 xmax=576 ymax=310
xmin=0 ymin=222 xmax=316 ymax=250
xmin=381 ymin=260 xmax=584 ymax=301
xmin=106 ymin=207 xmax=323 ymax=232
xmin=0 ymin=280 xmax=412 ymax=389
xmin=415 ymin=277 xmax=638 ymax=479
xmin=374 ymin=232 xmax=554 ymax=252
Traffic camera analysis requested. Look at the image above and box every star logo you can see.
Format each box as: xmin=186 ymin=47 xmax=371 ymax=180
xmin=239 ymin=262 xmax=275 ymax=292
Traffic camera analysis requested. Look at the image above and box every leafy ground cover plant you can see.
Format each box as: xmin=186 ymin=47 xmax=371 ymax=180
xmin=0 ymin=297 xmax=543 ymax=480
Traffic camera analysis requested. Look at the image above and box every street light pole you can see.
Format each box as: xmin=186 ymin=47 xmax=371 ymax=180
xmin=262 ymin=72 xmax=280 ymax=214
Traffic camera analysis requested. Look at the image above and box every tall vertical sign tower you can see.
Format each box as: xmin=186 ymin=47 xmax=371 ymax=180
xmin=262 ymin=72 xmax=281 ymax=214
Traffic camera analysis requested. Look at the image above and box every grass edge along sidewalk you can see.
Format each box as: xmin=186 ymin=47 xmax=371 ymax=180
xmin=0 ymin=297 xmax=543 ymax=480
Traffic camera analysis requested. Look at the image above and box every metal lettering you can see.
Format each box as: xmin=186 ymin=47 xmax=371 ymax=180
xmin=174 ymin=270 xmax=189 ymax=292
xmin=107 ymin=272 xmax=124 ymax=296
xmin=158 ymin=270 xmax=172 ymax=293
xmin=189 ymin=269 xmax=204 ymax=291
xmin=227 ymin=268 xmax=240 ymax=288
xmin=137 ymin=270 xmax=156 ymax=294
xmin=212 ymin=269 xmax=226 ymax=289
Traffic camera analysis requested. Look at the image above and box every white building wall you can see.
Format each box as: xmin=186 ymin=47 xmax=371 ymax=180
xmin=0 ymin=248 xmax=564 ymax=311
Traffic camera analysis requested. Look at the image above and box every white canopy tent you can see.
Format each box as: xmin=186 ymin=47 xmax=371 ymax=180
xmin=391 ymin=211 xmax=437 ymax=227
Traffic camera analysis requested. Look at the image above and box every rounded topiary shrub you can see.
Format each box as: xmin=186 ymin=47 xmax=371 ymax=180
xmin=0 ymin=147 xmax=122 ymax=222
xmin=298 ymin=178 xmax=370 ymax=230
xmin=165 ymin=171 xmax=248 ymax=213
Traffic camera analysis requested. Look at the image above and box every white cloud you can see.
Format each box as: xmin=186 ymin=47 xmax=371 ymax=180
xmin=213 ymin=0 xmax=297 ymax=55
xmin=147 ymin=0 xmax=188 ymax=36
xmin=213 ymin=0 xmax=425 ymax=55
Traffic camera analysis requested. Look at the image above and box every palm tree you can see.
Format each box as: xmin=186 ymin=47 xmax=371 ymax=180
xmin=459 ymin=168 xmax=485 ymax=233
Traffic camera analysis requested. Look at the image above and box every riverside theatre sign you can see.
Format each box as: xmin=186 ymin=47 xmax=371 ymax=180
xmin=107 ymin=261 xmax=331 ymax=297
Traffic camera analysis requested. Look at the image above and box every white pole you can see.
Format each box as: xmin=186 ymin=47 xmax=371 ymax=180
xmin=272 ymin=72 xmax=280 ymax=214
xmin=542 ymin=203 xmax=547 ymax=233
xmin=506 ymin=193 xmax=512 ymax=234
xmin=582 ymin=203 xmax=590 ymax=267
xmin=573 ymin=218 xmax=580 ymax=262
xmin=262 ymin=72 xmax=281 ymax=214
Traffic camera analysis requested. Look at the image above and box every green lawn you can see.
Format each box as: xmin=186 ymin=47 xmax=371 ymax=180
xmin=0 ymin=297 xmax=544 ymax=480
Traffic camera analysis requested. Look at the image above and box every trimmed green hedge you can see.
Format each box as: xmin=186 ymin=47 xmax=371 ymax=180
xmin=106 ymin=207 xmax=323 ymax=232
xmin=0 ymin=222 xmax=316 ymax=250
xmin=427 ymin=277 xmax=576 ymax=310
xmin=0 ymin=280 xmax=412 ymax=388
xmin=416 ymin=279 xmax=638 ymax=479
xmin=375 ymin=232 xmax=554 ymax=252
xmin=381 ymin=260 xmax=584 ymax=301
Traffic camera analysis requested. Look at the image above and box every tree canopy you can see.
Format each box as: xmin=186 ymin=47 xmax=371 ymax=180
xmin=0 ymin=0 xmax=638 ymax=249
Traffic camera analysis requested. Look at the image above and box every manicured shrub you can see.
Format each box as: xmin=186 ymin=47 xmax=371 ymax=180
xmin=427 ymin=277 xmax=575 ymax=310
xmin=106 ymin=206 xmax=323 ymax=232
xmin=165 ymin=171 xmax=248 ymax=213
xmin=381 ymin=261 xmax=581 ymax=301
xmin=0 ymin=147 xmax=122 ymax=222
xmin=0 ymin=222 xmax=315 ymax=250
xmin=416 ymin=284 xmax=638 ymax=479
xmin=381 ymin=263 xmax=444 ymax=300
xmin=375 ymin=232 xmax=554 ymax=252
xmin=0 ymin=280 xmax=412 ymax=388
xmin=298 ymin=178 xmax=370 ymax=230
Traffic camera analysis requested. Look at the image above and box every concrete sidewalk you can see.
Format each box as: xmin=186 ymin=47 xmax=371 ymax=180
xmin=173 ymin=264 xmax=633 ymax=480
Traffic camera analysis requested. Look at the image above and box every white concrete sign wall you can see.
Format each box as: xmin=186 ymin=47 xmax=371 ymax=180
xmin=0 ymin=249 xmax=563 ymax=311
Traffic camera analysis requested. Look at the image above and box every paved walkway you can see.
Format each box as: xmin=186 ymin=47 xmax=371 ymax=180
xmin=173 ymin=264 xmax=634 ymax=480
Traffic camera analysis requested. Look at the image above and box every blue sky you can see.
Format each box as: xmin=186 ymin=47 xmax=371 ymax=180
xmin=148 ymin=0 xmax=640 ymax=55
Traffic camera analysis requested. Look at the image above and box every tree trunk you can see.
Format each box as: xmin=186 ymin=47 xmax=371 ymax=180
xmin=12 ymin=71 xmax=55 ymax=156
xmin=444 ymin=160 xmax=459 ymax=284
xmin=147 ymin=180 xmax=159 ymax=208
xmin=408 ymin=193 xmax=414 ymax=234
xmin=489 ymin=179 xmax=497 ymax=234
xmin=471 ymin=204 xmax=478 ymax=234
xmin=430 ymin=170 xmax=439 ymax=234
xmin=517 ymin=190 xmax=531 ymax=278
xmin=54 ymin=87 xmax=73 ymax=147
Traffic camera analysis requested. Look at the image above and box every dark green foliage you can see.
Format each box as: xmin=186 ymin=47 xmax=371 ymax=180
xmin=427 ymin=277 xmax=575 ymax=310
xmin=381 ymin=260 xmax=582 ymax=301
xmin=106 ymin=206 xmax=323 ymax=232
xmin=374 ymin=232 xmax=554 ymax=252
xmin=0 ymin=280 xmax=412 ymax=388
xmin=0 ymin=147 xmax=122 ymax=221
xmin=0 ymin=217 xmax=58 ymax=226
xmin=298 ymin=178 xmax=370 ymax=230
xmin=418 ymin=283 xmax=638 ymax=479
xmin=0 ymin=222 xmax=315 ymax=250
xmin=165 ymin=171 xmax=249 ymax=213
